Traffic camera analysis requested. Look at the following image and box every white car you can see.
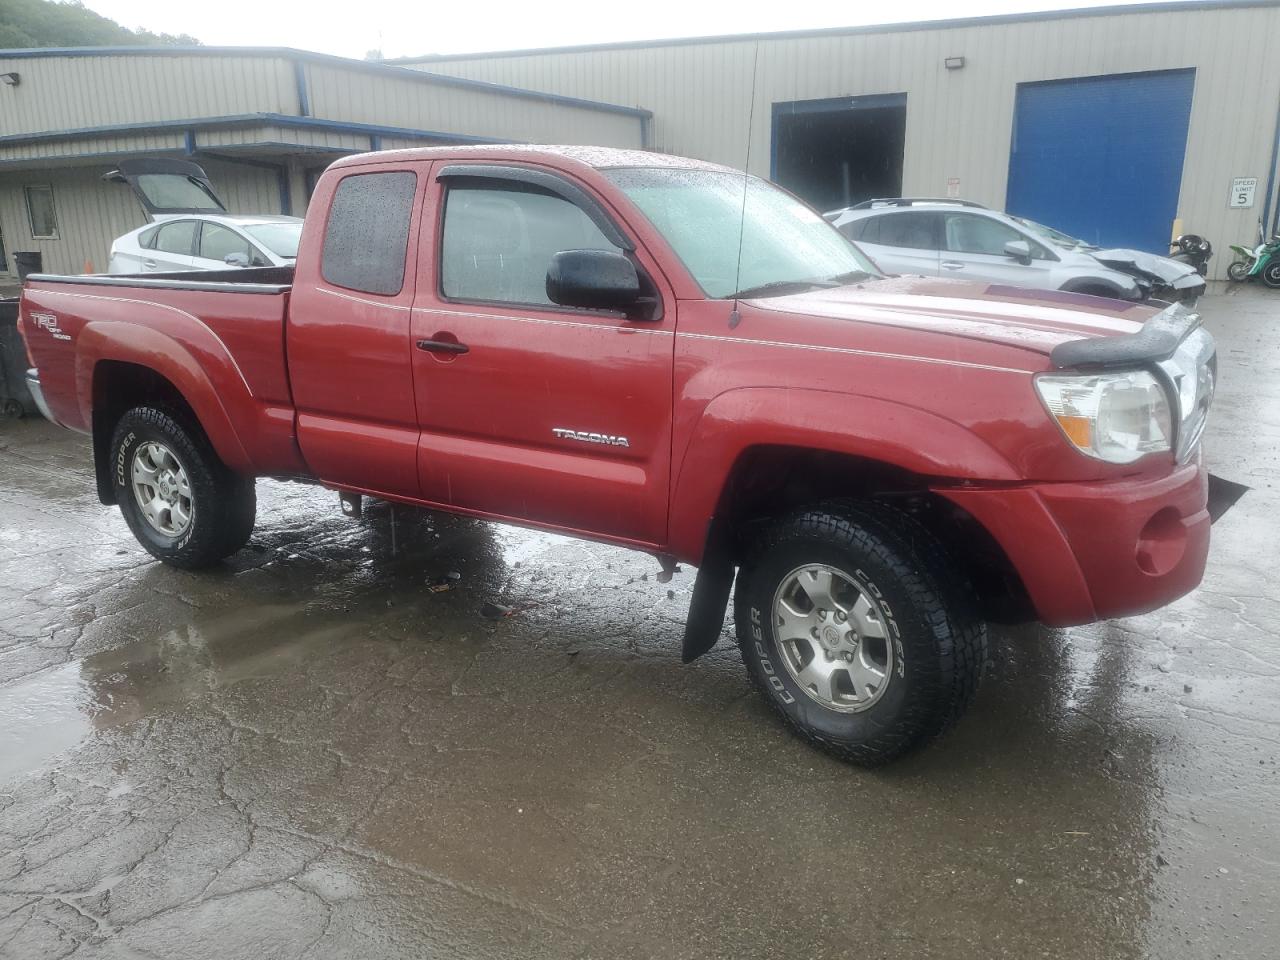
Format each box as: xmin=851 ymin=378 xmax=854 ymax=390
xmin=104 ymin=158 xmax=302 ymax=274
xmin=108 ymin=213 xmax=302 ymax=274
xmin=825 ymin=198 xmax=1205 ymax=303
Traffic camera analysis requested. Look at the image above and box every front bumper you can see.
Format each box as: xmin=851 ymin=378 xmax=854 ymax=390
xmin=938 ymin=458 xmax=1211 ymax=626
xmin=25 ymin=368 xmax=57 ymax=425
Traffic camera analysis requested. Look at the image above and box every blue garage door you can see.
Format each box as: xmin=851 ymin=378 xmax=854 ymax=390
xmin=1006 ymin=69 xmax=1195 ymax=253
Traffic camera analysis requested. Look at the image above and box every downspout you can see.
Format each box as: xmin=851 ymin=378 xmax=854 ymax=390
xmin=293 ymin=58 xmax=311 ymax=118
xmin=1262 ymin=84 xmax=1280 ymax=239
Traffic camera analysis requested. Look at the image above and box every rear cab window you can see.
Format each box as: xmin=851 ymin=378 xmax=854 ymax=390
xmin=321 ymin=171 xmax=418 ymax=296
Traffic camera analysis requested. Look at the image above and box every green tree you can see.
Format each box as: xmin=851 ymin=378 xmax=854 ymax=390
xmin=0 ymin=0 xmax=200 ymax=48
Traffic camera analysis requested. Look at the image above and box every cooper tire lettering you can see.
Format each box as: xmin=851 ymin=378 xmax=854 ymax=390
xmin=733 ymin=502 xmax=986 ymax=765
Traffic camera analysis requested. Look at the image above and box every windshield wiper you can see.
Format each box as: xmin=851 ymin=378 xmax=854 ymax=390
xmin=823 ymin=269 xmax=875 ymax=285
xmin=727 ymin=278 xmax=840 ymax=300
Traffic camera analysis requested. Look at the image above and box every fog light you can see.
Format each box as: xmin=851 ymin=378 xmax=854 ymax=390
xmin=1135 ymin=507 xmax=1186 ymax=576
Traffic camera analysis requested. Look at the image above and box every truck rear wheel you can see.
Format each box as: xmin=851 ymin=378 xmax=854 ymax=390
xmin=734 ymin=501 xmax=986 ymax=766
xmin=110 ymin=406 xmax=256 ymax=569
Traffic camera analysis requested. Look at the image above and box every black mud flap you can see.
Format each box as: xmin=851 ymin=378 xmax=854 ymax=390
xmin=1207 ymin=473 xmax=1248 ymax=523
xmin=681 ymin=519 xmax=736 ymax=663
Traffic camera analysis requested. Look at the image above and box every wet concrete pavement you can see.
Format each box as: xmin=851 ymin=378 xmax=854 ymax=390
xmin=1 ymin=290 xmax=1277 ymax=959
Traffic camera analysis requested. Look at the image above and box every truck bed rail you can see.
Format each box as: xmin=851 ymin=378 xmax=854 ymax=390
xmin=25 ymin=265 xmax=293 ymax=295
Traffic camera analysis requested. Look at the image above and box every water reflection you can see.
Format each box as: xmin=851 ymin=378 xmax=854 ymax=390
xmin=0 ymin=661 xmax=93 ymax=783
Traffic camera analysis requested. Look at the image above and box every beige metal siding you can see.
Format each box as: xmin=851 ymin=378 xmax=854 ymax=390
xmin=301 ymin=62 xmax=644 ymax=147
xmin=410 ymin=4 xmax=1280 ymax=279
xmin=0 ymin=166 xmax=147 ymax=275
xmin=0 ymin=54 xmax=296 ymax=138
xmin=0 ymin=160 xmax=284 ymax=276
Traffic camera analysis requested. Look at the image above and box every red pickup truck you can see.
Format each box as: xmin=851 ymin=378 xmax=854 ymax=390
xmin=19 ymin=146 xmax=1216 ymax=764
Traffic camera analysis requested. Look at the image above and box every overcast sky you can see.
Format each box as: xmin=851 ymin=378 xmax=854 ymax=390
xmin=81 ymin=0 xmax=1179 ymax=61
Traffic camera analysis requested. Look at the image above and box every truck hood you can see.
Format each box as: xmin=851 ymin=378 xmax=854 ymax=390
xmin=753 ymin=275 xmax=1158 ymax=358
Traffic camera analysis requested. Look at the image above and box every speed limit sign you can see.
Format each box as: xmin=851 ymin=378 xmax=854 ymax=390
xmin=1230 ymin=177 xmax=1257 ymax=208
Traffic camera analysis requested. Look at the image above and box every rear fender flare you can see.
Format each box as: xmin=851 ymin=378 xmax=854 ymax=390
xmin=75 ymin=320 xmax=253 ymax=472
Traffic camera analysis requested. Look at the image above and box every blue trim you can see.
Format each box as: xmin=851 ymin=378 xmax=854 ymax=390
xmin=184 ymin=130 xmax=196 ymax=155
xmin=0 ymin=45 xmax=652 ymax=118
xmin=293 ymin=58 xmax=311 ymax=117
xmin=370 ymin=135 xmax=382 ymax=151
xmin=278 ymin=166 xmax=292 ymax=215
xmin=769 ymin=93 xmax=908 ymax=180
xmin=0 ymin=113 xmax=516 ymax=148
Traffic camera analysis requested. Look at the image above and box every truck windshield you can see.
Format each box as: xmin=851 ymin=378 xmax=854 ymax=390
xmin=605 ymin=167 xmax=880 ymax=299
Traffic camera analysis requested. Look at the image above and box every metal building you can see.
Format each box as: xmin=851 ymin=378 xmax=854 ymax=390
xmin=0 ymin=47 xmax=649 ymax=276
xmin=396 ymin=0 xmax=1280 ymax=280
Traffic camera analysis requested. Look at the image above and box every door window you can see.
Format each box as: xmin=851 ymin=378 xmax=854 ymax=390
xmin=440 ymin=184 xmax=619 ymax=307
xmin=321 ymin=171 xmax=417 ymax=296
xmin=945 ymin=214 xmax=1049 ymax=259
xmin=865 ymin=211 xmax=939 ymax=250
xmin=199 ymin=223 xmax=254 ymax=263
xmin=153 ymin=220 xmax=198 ymax=256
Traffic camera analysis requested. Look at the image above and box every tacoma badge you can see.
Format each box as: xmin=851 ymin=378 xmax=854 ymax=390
xmin=552 ymin=427 xmax=630 ymax=448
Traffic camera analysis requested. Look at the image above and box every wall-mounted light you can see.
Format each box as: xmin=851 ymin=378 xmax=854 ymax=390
xmin=944 ymin=57 xmax=966 ymax=71
xmin=0 ymin=72 xmax=20 ymax=86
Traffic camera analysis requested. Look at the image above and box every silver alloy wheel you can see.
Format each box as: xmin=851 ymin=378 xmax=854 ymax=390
xmin=131 ymin=440 xmax=193 ymax=538
xmin=772 ymin=563 xmax=894 ymax=712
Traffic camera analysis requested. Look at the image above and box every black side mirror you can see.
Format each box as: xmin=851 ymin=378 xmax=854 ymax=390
xmin=547 ymin=249 xmax=640 ymax=310
xmin=1003 ymin=239 xmax=1033 ymax=265
xmin=224 ymin=252 xmax=250 ymax=268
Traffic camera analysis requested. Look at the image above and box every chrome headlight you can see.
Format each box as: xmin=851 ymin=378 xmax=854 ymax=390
xmin=1035 ymin=370 xmax=1173 ymax=464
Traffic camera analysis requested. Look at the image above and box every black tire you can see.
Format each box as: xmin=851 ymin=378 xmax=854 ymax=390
xmin=734 ymin=501 xmax=986 ymax=766
xmin=110 ymin=406 xmax=256 ymax=569
xmin=1227 ymin=261 xmax=1251 ymax=283
xmin=1262 ymin=261 xmax=1280 ymax=289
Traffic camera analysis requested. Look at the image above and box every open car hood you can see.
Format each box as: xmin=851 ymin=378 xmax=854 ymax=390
xmin=1091 ymin=248 xmax=1203 ymax=290
xmin=103 ymin=158 xmax=226 ymax=220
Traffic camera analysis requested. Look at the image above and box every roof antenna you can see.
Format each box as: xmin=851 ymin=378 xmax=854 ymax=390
xmin=729 ymin=40 xmax=761 ymax=331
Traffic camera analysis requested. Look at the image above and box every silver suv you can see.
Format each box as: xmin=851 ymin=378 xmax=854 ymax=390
xmin=825 ymin=199 xmax=1205 ymax=303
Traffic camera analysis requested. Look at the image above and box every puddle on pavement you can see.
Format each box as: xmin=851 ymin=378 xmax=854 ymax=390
xmin=0 ymin=661 xmax=94 ymax=783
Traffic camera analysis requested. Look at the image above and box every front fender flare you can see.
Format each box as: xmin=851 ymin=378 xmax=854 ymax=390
xmin=667 ymin=387 xmax=1019 ymax=562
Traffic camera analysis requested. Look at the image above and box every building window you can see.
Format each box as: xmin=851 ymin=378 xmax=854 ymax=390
xmin=24 ymin=185 xmax=58 ymax=239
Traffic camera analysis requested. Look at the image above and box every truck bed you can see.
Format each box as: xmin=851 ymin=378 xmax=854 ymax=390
xmin=21 ymin=266 xmax=303 ymax=476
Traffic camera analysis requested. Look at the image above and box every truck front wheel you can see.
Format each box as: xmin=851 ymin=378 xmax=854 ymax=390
xmin=110 ymin=406 xmax=256 ymax=569
xmin=734 ymin=502 xmax=986 ymax=766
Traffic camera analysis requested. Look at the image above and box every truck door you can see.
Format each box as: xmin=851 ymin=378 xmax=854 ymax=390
xmin=287 ymin=162 xmax=428 ymax=499
xmin=410 ymin=164 xmax=675 ymax=548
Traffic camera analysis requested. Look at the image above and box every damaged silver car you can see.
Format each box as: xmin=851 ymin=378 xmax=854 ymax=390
xmin=827 ymin=199 xmax=1206 ymax=304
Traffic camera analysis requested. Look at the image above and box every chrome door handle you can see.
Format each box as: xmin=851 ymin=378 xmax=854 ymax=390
xmin=941 ymin=260 xmax=965 ymax=270
xmin=143 ymin=259 xmax=157 ymax=269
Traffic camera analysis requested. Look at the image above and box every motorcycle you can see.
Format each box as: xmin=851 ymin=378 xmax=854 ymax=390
xmin=1170 ymin=234 xmax=1212 ymax=276
xmin=1227 ymin=234 xmax=1280 ymax=288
